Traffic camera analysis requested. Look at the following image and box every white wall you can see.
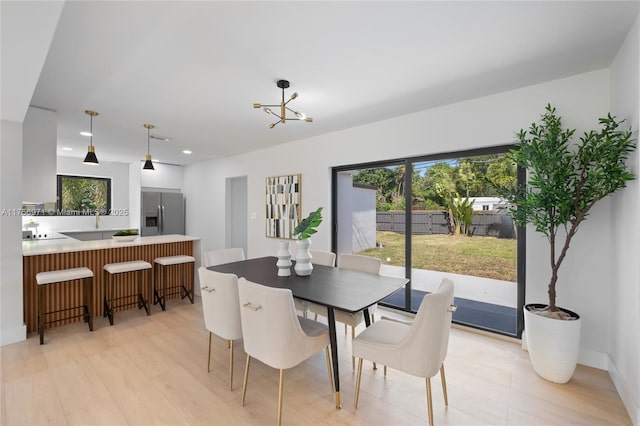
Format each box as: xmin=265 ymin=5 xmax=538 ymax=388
xmin=610 ymin=14 xmax=640 ymax=425
xmin=185 ymin=68 xmax=617 ymax=366
xmin=1 ymin=120 xmax=28 ymax=345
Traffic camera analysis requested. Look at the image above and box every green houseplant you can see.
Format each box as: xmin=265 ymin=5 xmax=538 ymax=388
xmin=504 ymin=104 xmax=636 ymax=382
xmin=292 ymin=207 xmax=323 ymax=276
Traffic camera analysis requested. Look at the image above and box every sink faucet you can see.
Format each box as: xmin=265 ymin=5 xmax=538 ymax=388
xmin=95 ymin=211 xmax=100 ymax=229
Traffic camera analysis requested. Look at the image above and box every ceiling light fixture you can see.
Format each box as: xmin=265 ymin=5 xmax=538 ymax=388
xmin=82 ymin=110 xmax=99 ymax=165
xmin=253 ymin=79 xmax=313 ymax=129
xmin=143 ymin=123 xmax=155 ymax=170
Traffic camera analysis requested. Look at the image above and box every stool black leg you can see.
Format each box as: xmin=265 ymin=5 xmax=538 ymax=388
xmin=103 ymin=270 xmax=109 ymax=320
xmin=138 ymin=270 xmax=150 ymax=315
xmin=86 ymin=277 xmax=94 ymax=332
xmin=38 ymin=284 xmax=44 ymax=345
xmin=107 ymin=273 xmax=114 ymax=326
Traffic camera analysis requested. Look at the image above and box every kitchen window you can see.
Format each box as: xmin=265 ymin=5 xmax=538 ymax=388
xmin=56 ymin=174 xmax=112 ymax=215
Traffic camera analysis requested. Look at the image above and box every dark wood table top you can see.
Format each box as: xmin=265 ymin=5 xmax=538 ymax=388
xmin=208 ymin=256 xmax=407 ymax=314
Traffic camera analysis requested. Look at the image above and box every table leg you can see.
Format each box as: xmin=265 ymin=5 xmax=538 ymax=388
xmin=363 ymin=307 xmax=371 ymax=327
xmin=326 ymin=307 xmax=341 ymax=409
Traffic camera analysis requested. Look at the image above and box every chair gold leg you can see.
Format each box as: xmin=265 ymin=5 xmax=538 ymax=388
xmin=426 ymin=377 xmax=434 ymax=426
xmin=351 ymin=326 xmax=356 ymax=370
xmin=277 ymin=369 xmax=284 ymax=426
xmin=229 ymin=340 xmax=234 ymax=391
xmin=354 ymin=358 xmax=363 ymax=409
xmin=325 ymin=346 xmax=334 ymax=393
xmin=344 ymin=323 xmax=347 ymax=334
xmin=440 ymin=364 xmax=448 ymax=406
xmin=241 ymin=355 xmax=251 ymax=406
xmin=207 ymin=332 xmax=212 ymax=373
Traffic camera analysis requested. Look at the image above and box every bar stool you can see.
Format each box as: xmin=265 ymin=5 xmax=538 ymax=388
xmin=153 ymin=255 xmax=195 ymax=311
xmin=35 ymin=267 xmax=94 ymax=345
xmin=103 ymin=260 xmax=152 ymax=325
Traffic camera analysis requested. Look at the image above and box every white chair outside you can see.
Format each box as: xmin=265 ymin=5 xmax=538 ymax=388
xmin=203 ymin=247 xmax=245 ymax=267
xmin=237 ymin=278 xmax=334 ymax=426
xmin=294 ymin=249 xmax=336 ymax=317
xmin=198 ymin=267 xmax=243 ymax=390
xmin=352 ymin=279 xmax=456 ymax=426
xmin=309 ymin=253 xmax=382 ymax=369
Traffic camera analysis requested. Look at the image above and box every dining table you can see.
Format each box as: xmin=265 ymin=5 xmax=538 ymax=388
xmin=208 ymin=255 xmax=408 ymax=408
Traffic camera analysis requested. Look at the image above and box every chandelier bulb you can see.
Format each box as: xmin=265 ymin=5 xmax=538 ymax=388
xmin=290 ymin=92 xmax=298 ymax=100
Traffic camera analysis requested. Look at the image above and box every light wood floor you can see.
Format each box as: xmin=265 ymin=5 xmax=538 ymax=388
xmin=1 ymin=297 xmax=631 ymax=425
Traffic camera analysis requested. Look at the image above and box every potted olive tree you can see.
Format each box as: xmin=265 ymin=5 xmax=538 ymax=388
xmin=292 ymin=207 xmax=323 ymax=276
xmin=505 ymin=104 xmax=636 ymax=383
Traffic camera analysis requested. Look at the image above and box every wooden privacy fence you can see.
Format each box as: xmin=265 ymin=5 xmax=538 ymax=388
xmin=376 ymin=211 xmax=515 ymax=238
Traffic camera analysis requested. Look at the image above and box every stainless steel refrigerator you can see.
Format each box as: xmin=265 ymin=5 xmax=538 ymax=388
xmin=140 ymin=192 xmax=185 ymax=236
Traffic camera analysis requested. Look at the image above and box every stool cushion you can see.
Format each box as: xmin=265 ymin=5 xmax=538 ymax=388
xmin=36 ymin=267 xmax=93 ymax=285
xmin=104 ymin=260 xmax=152 ymax=274
xmin=154 ymin=255 xmax=195 ymax=266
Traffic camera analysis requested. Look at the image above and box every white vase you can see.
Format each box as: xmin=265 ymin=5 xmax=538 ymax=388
xmin=294 ymin=239 xmax=313 ymax=276
xmin=523 ymin=303 xmax=581 ymax=384
xmin=276 ymin=241 xmax=292 ymax=277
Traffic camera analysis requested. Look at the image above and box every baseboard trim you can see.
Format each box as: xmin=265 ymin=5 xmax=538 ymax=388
xmin=609 ymin=355 xmax=639 ymax=426
xmin=0 ymin=323 xmax=26 ymax=346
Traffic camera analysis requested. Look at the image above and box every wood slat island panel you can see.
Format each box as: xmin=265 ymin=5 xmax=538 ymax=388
xmin=22 ymin=235 xmax=200 ymax=333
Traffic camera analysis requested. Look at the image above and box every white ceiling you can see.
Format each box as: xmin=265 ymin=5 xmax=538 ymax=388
xmin=20 ymin=1 xmax=640 ymax=165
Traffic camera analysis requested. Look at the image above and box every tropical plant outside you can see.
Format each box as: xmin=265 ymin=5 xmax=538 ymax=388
xmin=59 ymin=175 xmax=109 ymax=213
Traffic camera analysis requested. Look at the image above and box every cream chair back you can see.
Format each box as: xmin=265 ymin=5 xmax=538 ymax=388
xmin=203 ymin=248 xmax=245 ymax=267
xmin=309 ymin=250 xmax=336 ymax=267
xmin=338 ymin=254 xmax=381 ymax=274
xmin=398 ymin=278 xmax=454 ymax=378
xmin=198 ymin=267 xmax=243 ymax=341
xmin=238 ymin=278 xmax=329 ymax=370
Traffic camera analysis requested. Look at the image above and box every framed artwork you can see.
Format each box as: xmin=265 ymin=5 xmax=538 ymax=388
xmin=266 ymin=174 xmax=301 ymax=239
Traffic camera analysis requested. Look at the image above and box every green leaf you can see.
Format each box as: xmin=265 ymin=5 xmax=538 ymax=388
xmin=293 ymin=207 xmax=323 ymax=240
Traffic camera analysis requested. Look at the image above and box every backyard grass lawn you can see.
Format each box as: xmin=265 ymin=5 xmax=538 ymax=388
xmin=358 ymin=231 xmax=517 ymax=282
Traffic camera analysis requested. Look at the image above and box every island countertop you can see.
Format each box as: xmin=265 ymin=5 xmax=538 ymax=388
xmin=22 ymin=234 xmax=201 ymax=256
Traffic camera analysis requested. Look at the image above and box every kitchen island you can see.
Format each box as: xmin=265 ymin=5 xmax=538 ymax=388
xmin=23 ymin=234 xmax=201 ymax=333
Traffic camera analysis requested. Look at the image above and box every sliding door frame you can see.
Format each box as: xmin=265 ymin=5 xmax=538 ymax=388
xmin=331 ymin=144 xmax=526 ymax=338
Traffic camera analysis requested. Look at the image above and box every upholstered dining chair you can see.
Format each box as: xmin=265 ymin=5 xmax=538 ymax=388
xmin=198 ymin=267 xmax=243 ymax=390
xmin=294 ymin=250 xmax=337 ymax=317
xmin=309 ymin=253 xmax=382 ymax=369
xmin=237 ymin=278 xmax=334 ymax=426
xmin=202 ymin=247 xmax=245 ymax=267
xmin=352 ymin=279 xmax=455 ymax=426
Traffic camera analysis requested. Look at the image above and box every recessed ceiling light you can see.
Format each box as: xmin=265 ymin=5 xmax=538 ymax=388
xmin=62 ymin=147 xmax=72 ymax=151
xmin=80 ymin=131 xmax=92 ymax=137
xmin=182 ymin=150 xmax=192 ymax=154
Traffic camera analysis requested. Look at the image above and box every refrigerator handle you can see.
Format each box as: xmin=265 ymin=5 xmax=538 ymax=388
xmin=158 ymin=205 xmax=162 ymax=234
xmin=161 ymin=205 xmax=166 ymax=234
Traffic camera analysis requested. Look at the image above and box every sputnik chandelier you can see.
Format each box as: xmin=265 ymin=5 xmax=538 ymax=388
xmin=253 ymin=80 xmax=313 ymax=129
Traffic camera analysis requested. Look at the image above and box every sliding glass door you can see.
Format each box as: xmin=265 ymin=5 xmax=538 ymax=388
xmin=332 ymin=146 xmax=523 ymax=337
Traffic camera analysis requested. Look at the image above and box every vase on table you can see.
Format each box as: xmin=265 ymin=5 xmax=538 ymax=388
xmin=276 ymin=240 xmax=292 ymax=277
xmin=294 ymin=238 xmax=313 ymax=276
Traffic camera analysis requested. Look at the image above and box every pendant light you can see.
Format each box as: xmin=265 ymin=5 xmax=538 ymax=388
xmin=83 ymin=110 xmax=99 ymax=164
xmin=143 ymin=123 xmax=155 ymax=170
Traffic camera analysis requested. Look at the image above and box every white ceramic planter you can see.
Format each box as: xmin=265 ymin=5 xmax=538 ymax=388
xmin=294 ymin=239 xmax=313 ymax=276
xmin=524 ymin=303 xmax=581 ymax=384
xmin=276 ymin=240 xmax=292 ymax=277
